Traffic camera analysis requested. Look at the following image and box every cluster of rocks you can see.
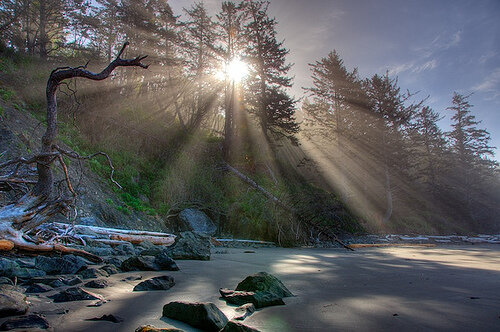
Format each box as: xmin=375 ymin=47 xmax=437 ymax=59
xmin=0 ymin=230 xmax=211 ymax=330
xmin=157 ymin=271 xmax=293 ymax=332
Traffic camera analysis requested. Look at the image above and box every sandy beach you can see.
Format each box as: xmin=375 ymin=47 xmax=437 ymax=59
xmin=6 ymin=245 xmax=500 ymax=331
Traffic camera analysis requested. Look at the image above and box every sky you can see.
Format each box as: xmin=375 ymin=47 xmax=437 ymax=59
xmin=169 ymin=0 xmax=500 ymax=156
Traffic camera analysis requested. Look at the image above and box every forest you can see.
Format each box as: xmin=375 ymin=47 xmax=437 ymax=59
xmin=0 ymin=0 xmax=499 ymax=247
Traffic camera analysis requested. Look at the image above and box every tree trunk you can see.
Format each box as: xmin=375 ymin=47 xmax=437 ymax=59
xmin=39 ymin=0 xmax=48 ymax=59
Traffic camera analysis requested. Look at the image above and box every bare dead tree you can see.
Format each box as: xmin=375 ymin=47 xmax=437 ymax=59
xmin=0 ymin=42 xmax=148 ymax=261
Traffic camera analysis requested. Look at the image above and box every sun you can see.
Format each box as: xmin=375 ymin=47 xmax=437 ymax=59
xmin=216 ymin=57 xmax=248 ymax=82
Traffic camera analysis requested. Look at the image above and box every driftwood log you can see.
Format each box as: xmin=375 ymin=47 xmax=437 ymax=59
xmin=0 ymin=43 xmax=149 ymax=262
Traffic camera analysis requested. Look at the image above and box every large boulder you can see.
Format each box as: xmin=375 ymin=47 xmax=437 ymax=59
xmin=121 ymin=256 xmax=160 ymax=271
xmin=0 ymin=285 xmax=28 ymax=318
xmin=235 ymin=272 xmax=293 ymax=298
xmin=179 ymin=208 xmax=217 ymax=235
xmin=162 ymin=301 xmax=228 ymax=332
xmin=219 ymin=289 xmax=284 ymax=308
xmin=166 ymin=232 xmax=211 ymax=260
xmin=35 ymin=255 xmax=87 ymax=275
xmin=0 ymin=314 xmax=50 ymax=330
xmin=220 ymin=272 xmax=293 ymax=309
xmin=49 ymin=287 xmax=102 ymax=302
xmin=133 ymin=276 xmax=175 ymax=291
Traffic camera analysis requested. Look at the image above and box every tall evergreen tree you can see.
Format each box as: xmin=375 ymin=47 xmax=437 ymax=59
xmin=446 ymin=92 xmax=497 ymax=216
xmin=408 ymin=106 xmax=447 ymax=193
xmin=241 ymin=0 xmax=298 ymax=142
xmin=364 ymin=73 xmax=414 ymax=222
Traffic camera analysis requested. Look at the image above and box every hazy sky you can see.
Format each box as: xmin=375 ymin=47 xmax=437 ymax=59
xmin=169 ymin=0 xmax=500 ymax=155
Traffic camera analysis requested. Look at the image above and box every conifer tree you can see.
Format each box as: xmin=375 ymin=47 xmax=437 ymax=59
xmin=241 ymin=0 xmax=298 ymax=142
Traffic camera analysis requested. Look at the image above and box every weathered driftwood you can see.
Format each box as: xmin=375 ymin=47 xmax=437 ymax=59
xmin=0 ymin=43 xmax=149 ymax=261
xmin=41 ymin=222 xmax=176 ymax=246
xmin=222 ymin=162 xmax=354 ymax=251
xmin=348 ymin=243 xmax=436 ymax=249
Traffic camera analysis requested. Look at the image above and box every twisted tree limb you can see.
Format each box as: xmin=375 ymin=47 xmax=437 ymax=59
xmin=0 ymin=43 xmax=149 ymax=261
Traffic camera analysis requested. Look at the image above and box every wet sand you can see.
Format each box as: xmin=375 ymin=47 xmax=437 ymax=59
xmin=14 ymin=245 xmax=500 ymax=331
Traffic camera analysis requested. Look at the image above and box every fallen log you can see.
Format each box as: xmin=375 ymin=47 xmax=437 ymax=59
xmin=222 ymin=162 xmax=353 ymax=251
xmin=348 ymin=243 xmax=436 ymax=249
xmin=109 ymin=234 xmax=175 ymax=245
xmin=0 ymin=239 xmax=15 ymax=251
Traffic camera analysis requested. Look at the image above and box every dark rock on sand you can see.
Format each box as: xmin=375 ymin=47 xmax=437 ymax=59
xmin=162 ymin=301 xmax=228 ymax=332
xmin=0 ymin=285 xmax=28 ymax=318
xmin=101 ymin=264 xmax=120 ymax=275
xmin=84 ymin=279 xmax=109 ymax=288
xmin=133 ymin=276 xmax=175 ymax=291
xmin=166 ymin=231 xmax=211 ymax=261
xmin=220 ymin=321 xmax=261 ymax=332
xmin=64 ymin=276 xmax=83 ymax=286
xmin=235 ymin=272 xmax=293 ymax=298
xmin=86 ymin=314 xmax=123 ymax=323
xmin=121 ymin=256 xmax=159 ymax=271
xmin=25 ymin=283 xmax=53 ymax=293
xmin=219 ymin=289 xmax=284 ymax=308
xmin=49 ymin=287 xmax=102 ymax=302
xmin=78 ymin=267 xmax=110 ymax=279
xmin=154 ymin=253 xmax=180 ymax=271
xmin=0 ymin=314 xmax=49 ymax=330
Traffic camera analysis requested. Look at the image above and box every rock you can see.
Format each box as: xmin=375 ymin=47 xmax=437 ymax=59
xmin=84 ymin=279 xmax=109 ymax=288
xmin=219 ymin=289 xmax=284 ymax=308
xmin=78 ymin=267 xmax=110 ymax=279
xmin=122 ymin=275 xmax=142 ymax=281
xmin=86 ymin=314 xmax=123 ymax=323
xmin=105 ymin=257 xmax=125 ymax=269
xmin=0 ymin=257 xmax=45 ymax=279
xmin=50 ymin=279 xmax=65 ymax=288
xmin=135 ymin=325 xmax=184 ymax=332
xmin=0 ymin=314 xmax=50 ymax=330
xmin=0 ymin=278 xmax=13 ymax=286
xmin=13 ymin=268 xmax=46 ymax=279
xmin=121 ymin=256 xmax=160 ymax=271
xmin=0 ymin=285 xmax=28 ymax=318
xmin=49 ymin=287 xmax=102 ymax=302
xmin=25 ymin=283 xmax=53 ymax=293
xmin=87 ymin=300 xmax=108 ymax=307
xmin=235 ymin=272 xmax=293 ymax=298
xmin=166 ymin=232 xmax=211 ymax=261
xmin=179 ymin=208 xmax=217 ymax=235
xmin=233 ymin=303 xmax=256 ymax=321
xmin=0 ymin=258 xmax=18 ymax=276
xmin=87 ymin=247 xmax=114 ymax=256
xmin=115 ymin=243 xmax=136 ymax=255
xmin=23 ymin=276 xmax=62 ymax=286
xmin=221 ymin=321 xmax=261 ymax=332
xmin=162 ymin=301 xmax=228 ymax=332
xmin=79 ymin=216 xmax=98 ymax=226
xmin=35 ymin=255 xmax=87 ymax=275
xmin=101 ymin=264 xmax=120 ymax=275
xmin=133 ymin=276 xmax=175 ymax=291
xmin=154 ymin=252 xmax=179 ymax=271
xmin=64 ymin=276 xmax=83 ymax=286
